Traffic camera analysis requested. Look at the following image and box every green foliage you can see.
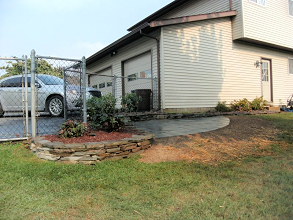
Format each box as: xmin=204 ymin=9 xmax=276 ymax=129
xmin=59 ymin=120 xmax=87 ymax=138
xmin=87 ymin=94 xmax=125 ymax=131
xmin=231 ymin=98 xmax=252 ymax=111
xmin=0 ymin=59 xmax=62 ymax=79
xmin=215 ymin=101 xmax=231 ymax=112
xmin=121 ymin=93 xmax=142 ymax=112
xmin=251 ymin=96 xmax=268 ymax=110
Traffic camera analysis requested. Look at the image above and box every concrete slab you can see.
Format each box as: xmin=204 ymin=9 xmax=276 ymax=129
xmin=133 ymin=116 xmax=230 ymax=138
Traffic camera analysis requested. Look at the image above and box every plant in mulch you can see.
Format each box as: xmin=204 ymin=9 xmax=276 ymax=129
xmin=251 ymin=96 xmax=268 ymax=110
xmin=121 ymin=93 xmax=142 ymax=112
xmin=215 ymin=101 xmax=231 ymax=112
xmin=230 ymin=98 xmax=252 ymax=111
xmin=87 ymin=94 xmax=126 ymax=132
xmin=59 ymin=120 xmax=87 ymax=138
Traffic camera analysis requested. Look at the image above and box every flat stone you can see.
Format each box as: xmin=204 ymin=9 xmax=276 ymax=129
xmin=132 ymin=147 xmax=142 ymax=153
xmin=35 ymin=139 xmax=51 ymax=147
xmin=120 ymin=143 xmax=137 ymax=151
xmin=60 ymin=157 xmax=82 ymax=161
xmin=64 ymin=143 xmax=86 ymax=149
xmin=37 ymin=153 xmax=60 ymax=161
xmin=141 ymin=144 xmax=151 ymax=150
xmin=106 ymin=147 xmax=121 ymax=153
xmin=102 ymin=140 xmax=129 ymax=148
xmin=78 ymin=156 xmax=97 ymax=161
xmin=43 ymin=142 xmax=65 ymax=149
xmin=138 ymin=140 xmax=151 ymax=146
xmin=85 ymin=142 xmax=105 ymax=149
xmin=73 ymin=152 xmax=90 ymax=156
xmin=87 ymin=149 xmax=106 ymax=155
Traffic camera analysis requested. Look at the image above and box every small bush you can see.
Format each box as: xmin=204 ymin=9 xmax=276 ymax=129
xmin=59 ymin=120 xmax=87 ymax=138
xmin=251 ymin=96 xmax=268 ymax=110
xmin=87 ymin=94 xmax=125 ymax=131
xmin=231 ymin=98 xmax=252 ymax=111
xmin=121 ymin=93 xmax=142 ymax=112
xmin=215 ymin=101 xmax=231 ymax=112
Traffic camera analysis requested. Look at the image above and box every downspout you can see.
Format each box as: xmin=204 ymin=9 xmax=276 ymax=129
xmin=140 ymin=29 xmax=161 ymax=110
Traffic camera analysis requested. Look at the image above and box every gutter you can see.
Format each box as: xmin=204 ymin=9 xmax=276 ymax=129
xmin=140 ymin=30 xmax=161 ymax=110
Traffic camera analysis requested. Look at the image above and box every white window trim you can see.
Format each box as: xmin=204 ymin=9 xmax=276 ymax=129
xmin=289 ymin=58 xmax=293 ymax=75
xmin=250 ymin=0 xmax=266 ymax=7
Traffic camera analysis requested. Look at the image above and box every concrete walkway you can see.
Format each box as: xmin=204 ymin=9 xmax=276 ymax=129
xmin=133 ymin=116 xmax=230 ymax=138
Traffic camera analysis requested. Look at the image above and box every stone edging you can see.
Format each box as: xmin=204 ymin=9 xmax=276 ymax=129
xmin=30 ymin=133 xmax=153 ymax=165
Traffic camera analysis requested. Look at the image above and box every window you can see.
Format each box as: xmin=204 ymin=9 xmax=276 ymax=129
xmin=0 ymin=77 xmax=22 ymax=87
xmin=289 ymin=0 xmax=293 ymax=16
xmin=289 ymin=58 xmax=293 ymax=74
xmin=140 ymin=69 xmax=152 ymax=78
xmin=127 ymin=73 xmax=137 ymax=82
xmin=99 ymin=82 xmax=105 ymax=89
xmin=107 ymin=81 xmax=112 ymax=87
xmin=250 ymin=0 xmax=266 ymax=6
xmin=262 ymin=62 xmax=269 ymax=81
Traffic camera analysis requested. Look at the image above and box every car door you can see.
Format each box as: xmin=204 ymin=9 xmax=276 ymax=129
xmin=0 ymin=77 xmax=23 ymax=112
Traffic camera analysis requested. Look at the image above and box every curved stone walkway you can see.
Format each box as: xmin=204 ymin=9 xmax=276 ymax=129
xmin=133 ymin=116 xmax=230 ymax=138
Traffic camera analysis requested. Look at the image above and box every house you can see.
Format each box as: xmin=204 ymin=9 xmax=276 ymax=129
xmin=86 ymin=0 xmax=293 ymax=113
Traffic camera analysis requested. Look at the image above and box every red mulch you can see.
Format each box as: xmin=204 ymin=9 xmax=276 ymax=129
xmin=42 ymin=128 xmax=141 ymax=144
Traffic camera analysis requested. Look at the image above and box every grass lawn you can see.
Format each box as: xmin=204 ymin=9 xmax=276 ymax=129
xmin=0 ymin=113 xmax=293 ymax=219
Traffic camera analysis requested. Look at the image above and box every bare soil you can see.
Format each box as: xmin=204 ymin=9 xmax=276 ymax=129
xmin=139 ymin=115 xmax=284 ymax=164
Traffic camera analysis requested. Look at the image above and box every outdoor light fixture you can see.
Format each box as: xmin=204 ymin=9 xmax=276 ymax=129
xmin=111 ymin=51 xmax=117 ymax=57
xmin=254 ymin=60 xmax=262 ymax=68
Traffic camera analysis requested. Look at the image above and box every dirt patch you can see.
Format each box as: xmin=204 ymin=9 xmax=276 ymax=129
xmin=42 ymin=128 xmax=141 ymax=144
xmin=139 ymin=116 xmax=283 ymax=164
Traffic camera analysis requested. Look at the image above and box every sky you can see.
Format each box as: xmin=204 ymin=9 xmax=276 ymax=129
xmin=0 ymin=0 xmax=172 ymax=59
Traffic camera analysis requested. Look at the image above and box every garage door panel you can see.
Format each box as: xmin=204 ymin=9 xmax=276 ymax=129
xmin=90 ymin=68 xmax=113 ymax=95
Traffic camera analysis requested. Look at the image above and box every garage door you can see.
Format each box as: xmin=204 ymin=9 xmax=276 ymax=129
xmin=90 ymin=68 xmax=113 ymax=95
xmin=124 ymin=52 xmax=152 ymax=94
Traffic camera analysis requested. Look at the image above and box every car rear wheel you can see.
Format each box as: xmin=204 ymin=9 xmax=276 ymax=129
xmin=47 ymin=95 xmax=64 ymax=117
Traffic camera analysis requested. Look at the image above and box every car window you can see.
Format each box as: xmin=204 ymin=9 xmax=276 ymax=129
xmin=0 ymin=77 xmax=22 ymax=87
xmin=37 ymin=75 xmax=64 ymax=85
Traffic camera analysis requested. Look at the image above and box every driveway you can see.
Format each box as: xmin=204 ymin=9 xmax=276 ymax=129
xmin=133 ymin=116 xmax=230 ymax=138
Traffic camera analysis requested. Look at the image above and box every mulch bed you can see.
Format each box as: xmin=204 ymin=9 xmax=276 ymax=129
xmin=42 ymin=127 xmax=141 ymax=144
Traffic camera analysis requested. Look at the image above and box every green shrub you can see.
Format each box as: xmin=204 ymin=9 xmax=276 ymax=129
xmin=251 ymin=96 xmax=268 ymax=110
xmin=121 ymin=93 xmax=142 ymax=112
xmin=59 ymin=120 xmax=87 ymax=138
xmin=231 ymin=98 xmax=252 ymax=111
xmin=87 ymin=94 xmax=125 ymax=131
xmin=215 ymin=101 xmax=231 ymax=112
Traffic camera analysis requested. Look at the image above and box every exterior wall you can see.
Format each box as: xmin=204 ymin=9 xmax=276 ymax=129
xmin=241 ymin=0 xmax=293 ymax=50
xmin=160 ymin=0 xmax=230 ymax=19
xmin=161 ymin=17 xmax=293 ymax=110
xmin=87 ymin=30 xmax=159 ymax=105
xmin=231 ymin=0 xmax=244 ymax=40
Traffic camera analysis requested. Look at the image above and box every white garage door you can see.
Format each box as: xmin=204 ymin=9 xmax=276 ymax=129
xmin=90 ymin=68 xmax=113 ymax=95
xmin=124 ymin=52 xmax=152 ymax=94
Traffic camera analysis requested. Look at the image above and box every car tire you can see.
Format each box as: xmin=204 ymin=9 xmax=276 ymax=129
xmin=46 ymin=95 xmax=64 ymax=117
xmin=0 ymin=103 xmax=4 ymax=117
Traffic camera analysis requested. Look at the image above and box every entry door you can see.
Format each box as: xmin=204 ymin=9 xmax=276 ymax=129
xmin=261 ymin=59 xmax=272 ymax=102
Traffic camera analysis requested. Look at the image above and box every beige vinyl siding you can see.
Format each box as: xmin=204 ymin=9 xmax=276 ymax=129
xmin=232 ymin=0 xmax=244 ymax=39
xmin=160 ymin=0 xmax=230 ymax=20
xmin=161 ymin=17 xmax=293 ymax=110
xmin=242 ymin=0 xmax=293 ymax=50
xmin=87 ymin=30 xmax=159 ymax=105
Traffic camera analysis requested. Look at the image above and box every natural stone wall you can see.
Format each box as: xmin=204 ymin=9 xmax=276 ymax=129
xmin=30 ymin=133 xmax=153 ymax=165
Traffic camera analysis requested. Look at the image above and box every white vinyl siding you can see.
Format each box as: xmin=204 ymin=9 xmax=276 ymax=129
xmin=242 ymin=0 xmax=293 ymax=50
xmin=161 ymin=17 xmax=293 ymax=110
xmin=159 ymin=0 xmax=230 ymax=20
xmin=231 ymin=0 xmax=244 ymax=40
xmin=289 ymin=58 xmax=293 ymax=74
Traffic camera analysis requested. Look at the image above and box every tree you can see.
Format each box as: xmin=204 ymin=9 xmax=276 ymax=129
xmin=0 ymin=59 xmax=62 ymax=79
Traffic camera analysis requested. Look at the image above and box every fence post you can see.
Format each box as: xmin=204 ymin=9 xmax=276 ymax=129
xmin=62 ymin=68 xmax=68 ymax=121
xmin=24 ymin=55 xmax=29 ymax=137
xmin=82 ymin=56 xmax=87 ymax=124
xmin=30 ymin=50 xmax=37 ymax=138
xmin=112 ymin=75 xmax=117 ymax=98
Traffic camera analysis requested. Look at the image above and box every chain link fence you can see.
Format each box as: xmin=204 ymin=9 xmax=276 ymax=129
xmin=88 ymin=73 xmax=158 ymax=110
xmin=0 ymin=56 xmax=29 ymax=140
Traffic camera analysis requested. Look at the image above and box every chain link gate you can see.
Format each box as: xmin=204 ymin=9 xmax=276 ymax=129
xmin=0 ymin=56 xmax=30 ymax=140
xmin=0 ymin=50 xmax=89 ymax=141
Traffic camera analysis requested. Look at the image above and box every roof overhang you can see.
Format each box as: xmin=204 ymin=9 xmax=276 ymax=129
xmin=150 ymin=10 xmax=237 ymax=28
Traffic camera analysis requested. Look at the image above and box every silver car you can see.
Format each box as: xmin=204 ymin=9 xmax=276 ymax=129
xmin=0 ymin=74 xmax=102 ymax=117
